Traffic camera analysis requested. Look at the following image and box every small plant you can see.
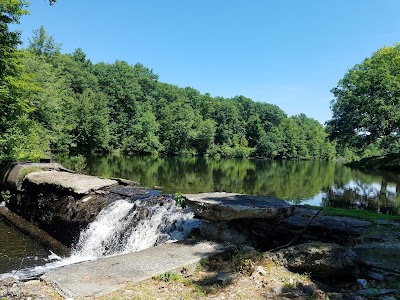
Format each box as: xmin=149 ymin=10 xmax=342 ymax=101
xmin=1 ymin=190 xmax=11 ymax=203
xmin=175 ymin=192 xmax=186 ymax=208
xmin=153 ymin=272 xmax=182 ymax=282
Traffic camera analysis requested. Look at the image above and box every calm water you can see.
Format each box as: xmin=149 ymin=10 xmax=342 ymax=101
xmin=68 ymin=155 xmax=400 ymax=215
xmin=0 ymin=221 xmax=50 ymax=274
xmin=2 ymin=156 xmax=399 ymax=275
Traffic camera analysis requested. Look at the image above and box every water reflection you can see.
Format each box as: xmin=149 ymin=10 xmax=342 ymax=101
xmin=58 ymin=155 xmax=400 ymax=215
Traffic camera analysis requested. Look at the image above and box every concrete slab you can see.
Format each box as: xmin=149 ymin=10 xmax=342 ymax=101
xmin=184 ymin=192 xmax=294 ymax=221
xmin=25 ymin=171 xmax=117 ymax=195
xmin=42 ymin=241 xmax=227 ymax=298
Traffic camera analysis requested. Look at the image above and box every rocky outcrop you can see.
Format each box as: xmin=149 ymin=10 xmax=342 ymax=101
xmin=184 ymin=192 xmax=400 ymax=282
xmin=251 ymin=207 xmax=373 ymax=246
xmin=273 ymin=242 xmax=357 ymax=279
xmin=184 ymin=193 xmax=294 ymax=221
xmin=0 ymin=162 xmax=161 ymax=247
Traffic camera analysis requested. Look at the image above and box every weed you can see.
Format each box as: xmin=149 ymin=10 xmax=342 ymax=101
xmin=153 ymin=272 xmax=182 ymax=282
xmin=174 ymin=192 xmax=186 ymax=208
xmin=1 ymin=190 xmax=11 ymax=203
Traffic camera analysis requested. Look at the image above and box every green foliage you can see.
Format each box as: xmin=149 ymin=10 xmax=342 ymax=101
xmin=328 ymin=44 xmax=400 ymax=157
xmin=153 ymin=272 xmax=182 ymax=282
xmin=174 ymin=192 xmax=186 ymax=208
xmin=309 ymin=206 xmax=400 ymax=222
xmin=1 ymin=189 xmax=11 ymax=203
xmin=62 ymin=155 xmax=87 ymax=173
xmin=1 ymin=6 xmax=335 ymax=161
xmin=28 ymin=26 xmax=61 ymax=58
xmin=0 ymin=117 xmax=50 ymax=161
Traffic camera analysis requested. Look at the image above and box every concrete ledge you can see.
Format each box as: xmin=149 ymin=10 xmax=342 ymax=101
xmin=42 ymin=240 xmax=228 ymax=298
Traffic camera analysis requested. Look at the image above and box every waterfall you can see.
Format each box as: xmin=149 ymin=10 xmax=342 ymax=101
xmin=74 ymin=198 xmax=198 ymax=257
xmin=1 ymin=198 xmax=198 ymax=280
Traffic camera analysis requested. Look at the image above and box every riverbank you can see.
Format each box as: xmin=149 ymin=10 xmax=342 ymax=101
xmin=347 ymin=153 xmax=400 ymax=172
xmin=1 ymin=245 xmax=399 ymax=300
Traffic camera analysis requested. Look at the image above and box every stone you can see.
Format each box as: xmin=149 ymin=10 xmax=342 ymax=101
xmin=367 ymin=271 xmax=384 ymax=281
xmin=25 ymin=171 xmax=117 ymax=195
xmin=353 ymin=243 xmax=400 ymax=273
xmin=199 ymin=220 xmax=253 ymax=245
xmin=1 ymin=162 xmax=72 ymax=190
xmin=302 ymin=284 xmax=314 ymax=296
xmin=184 ymin=192 xmax=294 ymax=221
xmin=275 ymin=242 xmax=357 ymax=279
xmin=216 ymin=272 xmax=237 ymax=285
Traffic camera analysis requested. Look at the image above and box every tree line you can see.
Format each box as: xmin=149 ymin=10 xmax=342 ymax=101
xmin=4 ymin=0 xmax=400 ymax=164
xmin=0 ymin=5 xmax=336 ymax=162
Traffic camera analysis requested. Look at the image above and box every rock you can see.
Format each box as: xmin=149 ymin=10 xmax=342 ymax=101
xmin=275 ymin=242 xmax=357 ymax=279
xmin=110 ymin=177 xmax=140 ymax=186
xmin=199 ymin=220 xmax=254 ymax=245
xmin=302 ymin=284 xmax=314 ymax=296
xmin=184 ymin=192 xmax=294 ymax=221
xmin=25 ymin=171 xmax=117 ymax=195
xmin=367 ymin=271 xmax=385 ymax=281
xmin=216 ymin=272 xmax=237 ymax=285
xmin=251 ymin=207 xmax=372 ymax=247
xmin=357 ymin=278 xmax=367 ymax=288
xmin=353 ymin=243 xmax=400 ymax=274
xmin=358 ymin=288 xmax=398 ymax=296
xmin=0 ymin=162 xmax=71 ymax=190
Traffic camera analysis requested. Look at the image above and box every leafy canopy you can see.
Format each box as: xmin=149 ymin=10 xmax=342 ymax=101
xmin=328 ymin=44 xmax=400 ymax=153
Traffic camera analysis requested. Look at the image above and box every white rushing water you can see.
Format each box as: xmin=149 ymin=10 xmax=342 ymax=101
xmin=1 ymin=198 xmax=199 ymax=280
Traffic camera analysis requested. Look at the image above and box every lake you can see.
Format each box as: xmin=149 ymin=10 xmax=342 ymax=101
xmin=74 ymin=155 xmax=399 ymax=215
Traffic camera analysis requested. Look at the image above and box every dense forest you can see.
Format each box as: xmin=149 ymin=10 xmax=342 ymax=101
xmin=1 ymin=1 xmax=399 ymax=164
xmin=0 ymin=3 xmax=336 ymax=162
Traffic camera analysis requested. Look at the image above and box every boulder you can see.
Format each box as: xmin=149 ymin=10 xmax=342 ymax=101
xmin=274 ymin=242 xmax=357 ymax=279
xmin=184 ymin=192 xmax=294 ymax=221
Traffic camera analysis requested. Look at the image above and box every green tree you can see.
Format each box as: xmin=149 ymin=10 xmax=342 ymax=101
xmin=28 ymin=26 xmax=61 ymax=58
xmin=0 ymin=0 xmax=29 ymax=133
xmin=328 ymin=44 xmax=400 ymax=154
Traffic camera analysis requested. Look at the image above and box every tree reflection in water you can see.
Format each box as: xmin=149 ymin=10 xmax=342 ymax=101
xmin=57 ymin=154 xmax=400 ymax=215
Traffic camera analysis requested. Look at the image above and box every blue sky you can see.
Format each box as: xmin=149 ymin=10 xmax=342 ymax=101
xmin=17 ymin=0 xmax=400 ymax=124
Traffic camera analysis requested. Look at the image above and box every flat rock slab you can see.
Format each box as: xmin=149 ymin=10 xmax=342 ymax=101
xmin=184 ymin=192 xmax=294 ymax=221
xmin=42 ymin=241 xmax=226 ymax=298
xmin=25 ymin=171 xmax=117 ymax=195
xmin=1 ymin=162 xmax=71 ymax=190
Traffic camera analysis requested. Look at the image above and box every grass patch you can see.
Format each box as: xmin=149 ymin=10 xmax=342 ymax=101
xmin=19 ymin=166 xmax=45 ymax=179
xmin=152 ymin=272 xmax=182 ymax=282
xmin=308 ymin=206 xmax=400 ymax=222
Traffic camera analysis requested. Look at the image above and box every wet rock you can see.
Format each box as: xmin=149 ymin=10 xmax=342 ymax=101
xmin=184 ymin=192 xmax=294 ymax=221
xmin=275 ymin=242 xmax=357 ymax=279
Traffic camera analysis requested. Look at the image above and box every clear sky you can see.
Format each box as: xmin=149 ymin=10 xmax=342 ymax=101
xmin=16 ymin=0 xmax=400 ymax=124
